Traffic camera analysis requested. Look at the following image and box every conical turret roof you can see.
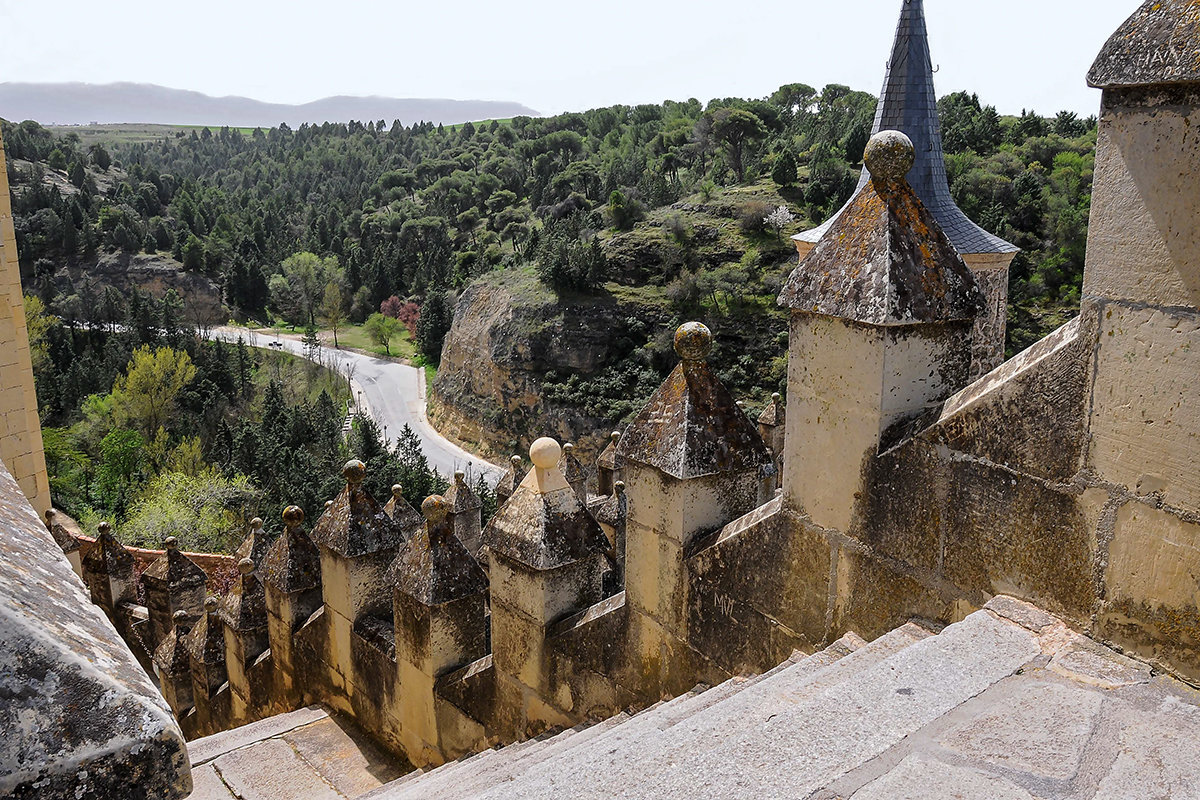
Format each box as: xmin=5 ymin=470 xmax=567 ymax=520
xmin=795 ymin=0 xmax=1016 ymax=257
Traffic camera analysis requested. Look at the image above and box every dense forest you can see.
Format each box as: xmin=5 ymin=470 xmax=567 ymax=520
xmin=4 ymin=83 xmax=1096 ymax=551
xmin=24 ymin=289 xmax=459 ymax=553
xmin=4 ymin=84 xmax=1095 ymax=360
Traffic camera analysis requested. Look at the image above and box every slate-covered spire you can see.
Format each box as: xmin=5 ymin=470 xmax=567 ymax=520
xmin=795 ymin=0 xmax=1016 ymax=257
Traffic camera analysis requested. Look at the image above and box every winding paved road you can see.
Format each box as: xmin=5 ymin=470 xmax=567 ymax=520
xmin=210 ymin=326 xmax=503 ymax=486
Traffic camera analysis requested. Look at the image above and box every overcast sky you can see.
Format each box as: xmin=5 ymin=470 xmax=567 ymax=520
xmin=0 ymin=0 xmax=1138 ymax=118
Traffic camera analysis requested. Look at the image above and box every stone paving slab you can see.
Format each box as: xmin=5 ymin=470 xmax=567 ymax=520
xmin=284 ymin=716 xmax=408 ymax=797
xmin=187 ymin=764 xmax=237 ymax=800
xmin=189 ymin=705 xmax=329 ymax=766
xmin=213 ymin=737 xmax=343 ymax=800
xmin=849 ymin=754 xmax=1039 ymax=800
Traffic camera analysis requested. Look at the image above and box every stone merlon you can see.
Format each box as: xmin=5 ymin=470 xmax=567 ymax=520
xmin=617 ymin=323 xmax=775 ymax=480
xmin=311 ymin=460 xmax=407 ymax=558
xmin=389 ymin=494 xmax=488 ymax=605
xmin=780 ymin=131 xmax=984 ymax=325
xmin=1088 ymin=0 xmax=1200 ymax=89
xmin=261 ymin=506 xmax=322 ymax=595
xmin=484 ymin=438 xmax=611 ymax=570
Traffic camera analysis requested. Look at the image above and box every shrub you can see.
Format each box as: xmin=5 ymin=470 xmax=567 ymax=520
xmin=738 ymin=200 xmax=774 ymax=235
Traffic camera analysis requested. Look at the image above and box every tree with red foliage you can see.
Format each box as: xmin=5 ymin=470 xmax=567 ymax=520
xmin=381 ymin=295 xmax=420 ymax=337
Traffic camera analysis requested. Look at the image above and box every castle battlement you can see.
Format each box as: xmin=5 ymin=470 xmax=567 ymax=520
xmin=4 ymin=1 xmax=1200 ymax=797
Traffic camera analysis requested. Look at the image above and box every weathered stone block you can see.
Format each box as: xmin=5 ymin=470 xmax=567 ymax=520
xmin=688 ymin=500 xmax=828 ymax=671
xmin=1083 ymin=85 xmax=1200 ymax=310
xmin=1098 ymin=501 xmax=1200 ymax=679
xmin=1089 ymin=302 xmax=1200 ymax=514
xmin=942 ymin=461 xmax=1100 ymax=624
xmin=0 ymin=462 xmax=190 ymax=799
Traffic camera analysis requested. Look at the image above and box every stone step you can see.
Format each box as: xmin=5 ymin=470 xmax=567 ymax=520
xmin=378 ymin=713 xmax=632 ymax=800
xmin=473 ymin=611 xmax=1040 ymax=800
xmin=463 ymin=625 xmax=925 ymax=800
xmin=423 ymin=712 xmax=635 ymax=800
xmin=550 ymin=633 xmax=868 ymax=770
xmin=396 ymin=727 xmax=578 ymax=800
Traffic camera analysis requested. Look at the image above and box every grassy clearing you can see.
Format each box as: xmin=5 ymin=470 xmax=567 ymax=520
xmin=328 ymin=323 xmax=417 ymax=360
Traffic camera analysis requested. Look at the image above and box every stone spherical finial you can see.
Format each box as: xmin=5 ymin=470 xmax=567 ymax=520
xmin=97 ymin=521 xmax=112 ymax=538
xmin=283 ymin=505 xmax=304 ymax=526
xmin=173 ymin=609 xmax=190 ymax=624
xmin=391 ymin=484 xmax=404 ymax=499
xmin=864 ymin=130 xmax=915 ymax=182
xmin=250 ymin=517 xmax=263 ymax=530
xmin=674 ymin=322 xmax=713 ymax=362
xmin=530 ymin=437 xmax=562 ymax=470
xmin=611 ymin=431 xmax=621 ymax=444
xmin=772 ymin=392 xmax=782 ymax=403
xmin=325 ymin=500 xmax=334 ymax=509
xmin=45 ymin=509 xmax=56 ymax=522
xmin=238 ymin=557 xmax=255 ymax=576
xmin=165 ymin=536 xmax=179 ymax=552
xmin=511 ymin=455 xmax=522 ymax=468
xmin=422 ymin=495 xmax=449 ymax=524
xmin=454 ymin=470 xmax=466 ymax=484
xmin=343 ymin=459 xmax=366 ymax=486
xmin=205 ymin=596 xmax=220 ymax=614
xmin=563 ymin=443 xmax=575 ymax=456
xmin=615 ymin=481 xmax=626 ymax=495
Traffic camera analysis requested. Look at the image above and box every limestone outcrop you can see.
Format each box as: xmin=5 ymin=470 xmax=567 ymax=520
xmin=430 ymin=268 xmax=670 ymax=463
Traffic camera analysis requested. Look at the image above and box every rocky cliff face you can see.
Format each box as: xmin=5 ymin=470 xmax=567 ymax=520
xmin=431 ymin=268 xmax=672 ymax=467
xmin=54 ymin=252 xmax=224 ymax=324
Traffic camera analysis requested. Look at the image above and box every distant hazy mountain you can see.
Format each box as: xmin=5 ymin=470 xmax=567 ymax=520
xmin=0 ymin=82 xmax=540 ymax=127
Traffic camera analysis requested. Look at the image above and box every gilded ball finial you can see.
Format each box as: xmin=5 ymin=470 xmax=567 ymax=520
xmin=343 ymin=459 xmax=366 ymax=486
xmin=530 ymin=437 xmax=561 ymax=470
xmin=422 ymin=495 xmax=449 ymax=524
xmin=674 ymin=322 xmax=713 ymax=361
xmin=864 ymin=130 xmax=915 ymax=182
xmin=283 ymin=505 xmax=304 ymax=526
xmin=238 ymin=557 xmax=255 ymax=576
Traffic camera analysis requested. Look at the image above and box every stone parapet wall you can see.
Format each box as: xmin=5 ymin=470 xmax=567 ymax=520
xmin=0 ymin=459 xmax=190 ymax=799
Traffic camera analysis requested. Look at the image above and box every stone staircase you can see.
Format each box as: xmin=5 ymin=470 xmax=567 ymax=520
xmin=362 ymin=597 xmax=1200 ymax=800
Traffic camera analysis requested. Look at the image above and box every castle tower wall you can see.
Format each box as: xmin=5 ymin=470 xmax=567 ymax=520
xmin=0 ymin=128 xmax=50 ymax=514
xmin=1081 ymin=4 xmax=1200 ymax=671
